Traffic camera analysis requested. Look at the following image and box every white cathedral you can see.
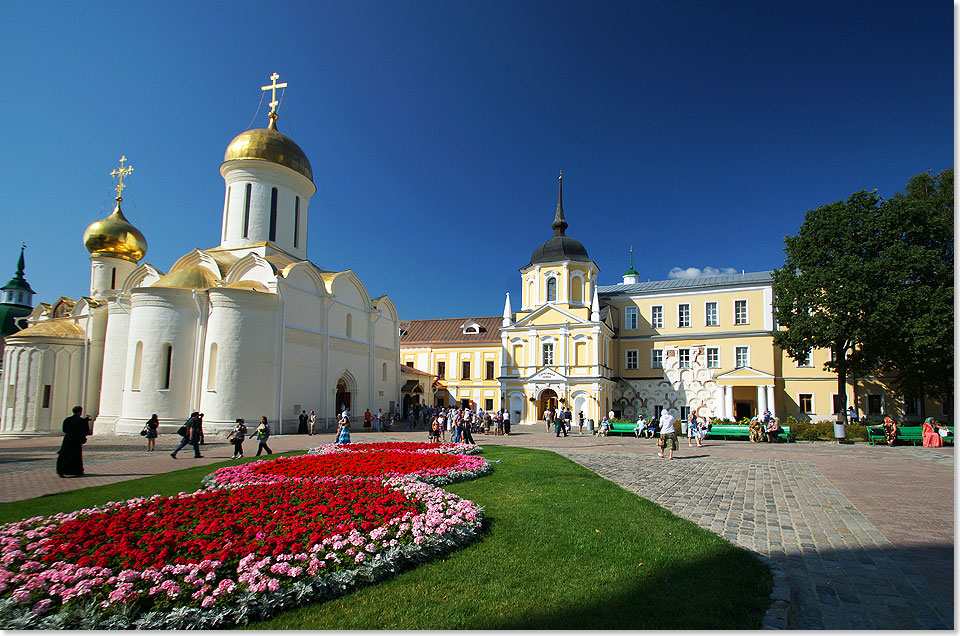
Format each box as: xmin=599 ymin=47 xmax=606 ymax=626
xmin=0 ymin=76 xmax=402 ymax=438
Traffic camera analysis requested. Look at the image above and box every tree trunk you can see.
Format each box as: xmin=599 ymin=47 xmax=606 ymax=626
xmin=836 ymin=344 xmax=848 ymax=425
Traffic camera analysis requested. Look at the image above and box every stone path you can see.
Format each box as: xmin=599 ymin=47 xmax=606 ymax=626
xmin=0 ymin=426 xmax=953 ymax=629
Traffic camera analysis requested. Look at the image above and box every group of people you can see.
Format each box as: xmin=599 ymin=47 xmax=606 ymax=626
xmin=747 ymin=410 xmax=785 ymax=443
xmin=427 ymin=407 xmax=512 ymax=442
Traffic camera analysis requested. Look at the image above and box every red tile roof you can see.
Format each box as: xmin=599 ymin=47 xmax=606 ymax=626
xmin=401 ymin=365 xmax=435 ymax=377
xmin=400 ymin=316 xmax=502 ymax=345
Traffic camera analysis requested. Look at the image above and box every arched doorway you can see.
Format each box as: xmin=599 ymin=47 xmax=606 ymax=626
xmin=336 ymin=378 xmax=352 ymax=416
xmin=539 ymin=389 xmax=558 ymax=419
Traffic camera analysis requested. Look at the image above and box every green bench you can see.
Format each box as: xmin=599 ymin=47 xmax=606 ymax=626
xmin=606 ymin=421 xmax=639 ymax=436
xmin=704 ymin=424 xmax=792 ymax=442
xmin=866 ymin=424 xmax=954 ymax=446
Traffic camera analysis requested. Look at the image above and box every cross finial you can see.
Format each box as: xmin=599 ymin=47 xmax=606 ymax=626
xmin=261 ymin=72 xmax=288 ymax=116
xmin=110 ymin=155 xmax=134 ymax=200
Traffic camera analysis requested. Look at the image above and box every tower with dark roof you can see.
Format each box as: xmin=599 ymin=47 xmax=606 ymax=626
xmin=0 ymin=245 xmax=35 ymax=339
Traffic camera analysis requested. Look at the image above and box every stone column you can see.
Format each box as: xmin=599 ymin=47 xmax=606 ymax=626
xmin=724 ymin=385 xmax=734 ymax=421
xmin=766 ymin=385 xmax=776 ymax=418
xmin=757 ymin=385 xmax=767 ymax=417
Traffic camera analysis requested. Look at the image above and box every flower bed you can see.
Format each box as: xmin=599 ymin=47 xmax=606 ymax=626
xmin=203 ymin=448 xmax=492 ymax=489
xmin=309 ymin=441 xmax=482 ymax=456
xmin=0 ymin=476 xmax=483 ymax=629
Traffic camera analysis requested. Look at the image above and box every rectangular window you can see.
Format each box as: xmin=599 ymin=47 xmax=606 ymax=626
xmin=269 ymin=187 xmax=278 ymax=242
xmin=706 ymin=347 xmax=720 ymax=368
xmin=651 ymin=349 xmax=664 ymax=369
xmin=542 ymin=343 xmax=554 ymax=366
xmin=461 ymin=361 xmax=471 ymax=380
xmin=680 ymin=406 xmax=691 ymax=421
xmin=833 ymin=394 xmax=846 ymax=415
xmin=678 ymin=303 xmax=690 ymax=328
xmin=735 ymin=300 xmax=748 ymax=325
xmin=678 ymin=348 xmax=691 ymax=368
xmin=735 ymin=346 xmax=749 ymax=368
xmin=625 ymin=350 xmax=638 ymax=370
xmin=484 ymin=398 xmax=494 ymax=411
xmin=161 ymin=344 xmax=173 ymax=390
xmin=799 ymin=394 xmax=813 ymax=413
xmin=905 ymin=396 xmax=919 ymax=416
xmin=705 ymin=301 xmax=718 ymax=327
xmin=625 ymin=306 xmax=638 ymax=330
xmin=485 ymin=360 xmax=495 ymax=380
xmin=41 ymin=384 xmax=51 ymax=409
xmin=436 ymin=361 xmax=445 ymax=380
xmin=867 ymin=394 xmax=883 ymax=416
xmin=651 ymin=305 xmax=663 ymax=329
xmin=654 ymin=405 xmax=664 ymax=419
xmin=242 ymin=183 xmax=251 ymax=238
xmin=294 ymin=196 xmax=300 ymax=248
xmin=796 ymin=349 xmax=813 ymax=367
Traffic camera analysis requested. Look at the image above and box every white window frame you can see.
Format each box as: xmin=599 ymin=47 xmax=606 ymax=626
xmin=796 ymin=349 xmax=814 ymax=368
xmin=705 ymin=301 xmax=718 ymax=327
xmin=798 ymin=393 xmax=814 ymax=414
xmin=866 ymin=393 xmax=883 ymax=416
xmin=651 ymin=349 xmax=664 ymax=369
xmin=831 ymin=393 xmax=852 ymax=416
xmin=677 ymin=303 xmax=691 ymax=328
xmin=734 ymin=299 xmax=749 ymax=325
xmin=625 ymin=306 xmax=638 ymax=331
xmin=735 ymin=345 xmax=749 ymax=368
xmin=542 ymin=342 xmax=554 ymax=366
xmin=625 ymin=349 xmax=639 ymax=370
xmin=650 ymin=305 xmax=664 ymax=329
xmin=678 ymin=348 xmax=691 ymax=368
xmin=706 ymin=347 xmax=720 ymax=369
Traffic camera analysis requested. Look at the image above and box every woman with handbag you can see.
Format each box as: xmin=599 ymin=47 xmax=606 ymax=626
xmin=143 ymin=414 xmax=159 ymax=451
xmin=230 ymin=418 xmax=248 ymax=458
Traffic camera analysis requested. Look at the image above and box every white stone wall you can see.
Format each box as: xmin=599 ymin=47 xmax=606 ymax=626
xmin=614 ymin=345 xmax=720 ymax=420
xmin=94 ymin=298 xmax=131 ymax=432
xmin=1 ymin=339 xmax=84 ymax=436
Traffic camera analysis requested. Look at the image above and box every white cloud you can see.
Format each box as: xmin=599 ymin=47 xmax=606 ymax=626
xmin=667 ymin=266 xmax=739 ymax=279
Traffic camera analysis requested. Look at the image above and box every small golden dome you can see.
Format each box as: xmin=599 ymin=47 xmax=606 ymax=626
xmin=223 ymin=116 xmax=313 ymax=181
xmin=151 ymin=265 xmax=220 ymax=290
xmin=83 ymin=201 xmax=148 ymax=263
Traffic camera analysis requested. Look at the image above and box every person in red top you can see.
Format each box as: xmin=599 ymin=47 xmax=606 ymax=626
xmin=364 ymin=409 xmax=372 ymax=428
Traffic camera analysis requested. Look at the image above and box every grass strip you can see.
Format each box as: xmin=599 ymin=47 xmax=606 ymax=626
xmin=0 ymin=445 xmax=771 ymax=629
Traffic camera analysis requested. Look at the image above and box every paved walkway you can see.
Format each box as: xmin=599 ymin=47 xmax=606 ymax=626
xmin=0 ymin=426 xmax=953 ymax=629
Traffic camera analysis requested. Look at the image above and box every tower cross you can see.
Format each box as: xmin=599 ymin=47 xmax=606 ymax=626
xmin=261 ymin=72 xmax=288 ymax=114
xmin=110 ymin=155 xmax=134 ymax=199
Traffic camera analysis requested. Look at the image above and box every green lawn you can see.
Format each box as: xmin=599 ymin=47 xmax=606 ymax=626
xmin=0 ymin=446 xmax=771 ymax=629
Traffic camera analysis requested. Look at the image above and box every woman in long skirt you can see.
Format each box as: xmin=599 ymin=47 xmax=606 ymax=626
xmin=57 ymin=406 xmax=89 ymax=477
xmin=336 ymin=415 xmax=352 ymax=444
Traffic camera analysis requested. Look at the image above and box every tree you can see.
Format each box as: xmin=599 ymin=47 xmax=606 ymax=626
xmin=772 ymin=190 xmax=888 ymax=424
xmin=871 ymin=169 xmax=953 ymax=419
xmin=772 ymin=169 xmax=954 ymax=424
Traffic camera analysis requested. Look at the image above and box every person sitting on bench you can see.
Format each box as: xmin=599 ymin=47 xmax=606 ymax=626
xmin=764 ymin=417 xmax=783 ymax=443
xmin=881 ymin=416 xmax=899 ymax=446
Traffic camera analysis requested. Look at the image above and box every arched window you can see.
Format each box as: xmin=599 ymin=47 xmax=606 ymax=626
xmin=346 ymin=313 xmax=353 ymax=338
xmin=111 ymin=267 xmax=116 ymax=289
xmin=294 ymin=196 xmax=300 ymax=248
xmin=131 ymin=341 xmax=143 ymax=390
xmin=207 ymin=342 xmax=218 ymax=391
xmin=382 ymin=362 xmax=388 ymax=381
xmin=527 ymin=280 xmax=534 ymax=305
xmin=223 ymin=186 xmax=232 ymax=242
xmin=242 ymin=183 xmax=252 ymax=238
xmin=546 ymin=277 xmax=557 ymax=302
xmin=269 ymin=187 xmax=278 ymax=242
xmin=161 ymin=343 xmax=173 ymax=390
xmin=571 ymin=276 xmax=583 ymax=303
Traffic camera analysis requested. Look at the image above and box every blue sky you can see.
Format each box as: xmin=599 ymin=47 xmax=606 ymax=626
xmin=0 ymin=1 xmax=952 ymax=320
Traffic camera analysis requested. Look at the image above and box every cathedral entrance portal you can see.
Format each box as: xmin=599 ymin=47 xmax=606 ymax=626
xmin=539 ymin=389 xmax=558 ymax=420
xmin=336 ymin=378 xmax=352 ymax=416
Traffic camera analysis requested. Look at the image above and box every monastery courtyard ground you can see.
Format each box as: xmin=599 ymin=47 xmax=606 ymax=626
xmin=0 ymin=425 xmax=952 ymax=630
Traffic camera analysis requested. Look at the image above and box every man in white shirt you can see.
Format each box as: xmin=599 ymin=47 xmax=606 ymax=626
xmin=658 ymin=409 xmax=678 ymax=459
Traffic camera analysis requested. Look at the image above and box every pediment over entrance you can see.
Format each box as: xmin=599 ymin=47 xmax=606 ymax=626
xmin=715 ymin=366 xmax=774 ymax=384
xmin=526 ymin=368 xmax=566 ymax=382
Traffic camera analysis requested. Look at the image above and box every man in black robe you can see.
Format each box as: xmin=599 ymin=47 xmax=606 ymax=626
xmin=57 ymin=406 xmax=89 ymax=477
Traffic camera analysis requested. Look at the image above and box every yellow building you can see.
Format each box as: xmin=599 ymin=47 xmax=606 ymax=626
xmin=401 ymin=175 xmax=949 ymax=425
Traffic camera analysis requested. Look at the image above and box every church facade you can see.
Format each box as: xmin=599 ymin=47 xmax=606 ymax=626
xmin=0 ymin=76 xmax=401 ymax=438
xmin=401 ymin=176 xmax=946 ymax=426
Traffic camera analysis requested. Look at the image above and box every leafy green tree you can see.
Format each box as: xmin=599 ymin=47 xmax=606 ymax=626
xmin=872 ymin=169 xmax=953 ymax=418
xmin=773 ymin=169 xmax=954 ymax=423
xmin=772 ymin=190 xmax=887 ymax=424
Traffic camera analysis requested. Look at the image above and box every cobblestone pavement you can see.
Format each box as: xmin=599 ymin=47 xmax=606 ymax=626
xmin=0 ymin=426 xmax=953 ymax=629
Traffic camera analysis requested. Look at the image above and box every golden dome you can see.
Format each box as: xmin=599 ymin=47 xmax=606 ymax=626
xmin=223 ymin=116 xmax=313 ymax=182
xmin=151 ymin=265 xmax=220 ymax=290
xmin=83 ymin=201 xmax=148 ymax=263
xmin=9 ymin=319 xmax=85 ymax=339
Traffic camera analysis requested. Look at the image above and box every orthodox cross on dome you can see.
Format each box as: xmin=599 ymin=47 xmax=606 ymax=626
xmin=552 ymin=170 xmax=567 ymax=236
xmin=110 ymin=155 xmax=134 ymax=200
xmin=261 ymin=72 xmax=288 ymax=116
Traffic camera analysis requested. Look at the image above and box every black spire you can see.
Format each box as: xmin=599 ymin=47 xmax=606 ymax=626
xmin=552 ymin=171 xmax=568 ymax=237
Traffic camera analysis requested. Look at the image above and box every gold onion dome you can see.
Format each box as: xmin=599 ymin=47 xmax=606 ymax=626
xmin=83 ymin=200 xmax=148 ymax=263
xmin=223 ymin=114 xmax=313 ymax=182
